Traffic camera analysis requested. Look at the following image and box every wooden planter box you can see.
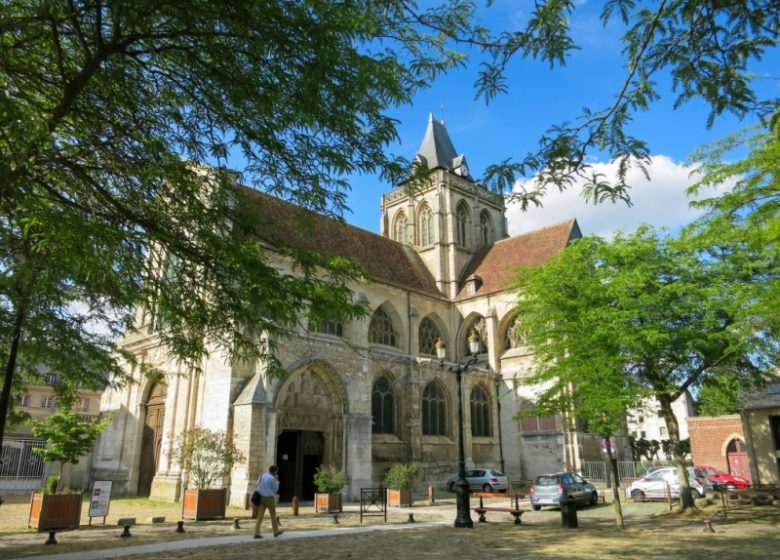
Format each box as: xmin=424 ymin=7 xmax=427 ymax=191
xmin=28 ymin=492 xmax=83 ymax=531
xmin=387 ymin=488 xmax=413 ymax=507
xmin=181 ymin=488 xmax=227 ymax=520
xmin=315 ymin=492 xmax=343 ymax=513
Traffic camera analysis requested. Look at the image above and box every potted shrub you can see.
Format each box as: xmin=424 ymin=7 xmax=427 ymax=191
xmin=313 ymin=464 xmax=345 ymax=513
xmin=28 ymin=394 xmax=110 ymax=531
xmin=175 ymin=426 xmax=245 ymax=520
xmin=383 ymin=463 xmax=417 ymax=507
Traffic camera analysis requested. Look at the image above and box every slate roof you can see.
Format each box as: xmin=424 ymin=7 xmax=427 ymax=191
xmin=455 ymin=219 xmax=582 ymax=300
xmin=415 ymin=114 xmax=473 ymax=180
xmin=238 ymin=186 xmax=444 ymax=299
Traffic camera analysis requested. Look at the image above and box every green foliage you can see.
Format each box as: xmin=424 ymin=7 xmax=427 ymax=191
xmin=313 ymin=465 xmax=346 ymax=494
xmin=480 ymin=1 xmax=779 ymax=206
xmin=513 ymin=225 xmax=778 ymax=509
xmin=686 ymin=116 xmax=780 ymax=340
xmin=697 ymin=373 xmax=744 ymax=417
xmin=174 ymin=427 xmax=245 ymax=489
xmin=0 ymin=0 xmax=495 ymax=450
xmin=31 ymin=392 xmax=111 ymax=492
xmin=41 ymin=475 xmax=60 ymax=495
xmin=382 ymin=464 xmax=418 ymax=490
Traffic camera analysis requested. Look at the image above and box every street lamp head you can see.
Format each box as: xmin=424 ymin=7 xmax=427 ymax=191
xmin=435 ymin=338 xmax=446 ymax=361
xmin=467 ymin=329 xmax=481 ymax=356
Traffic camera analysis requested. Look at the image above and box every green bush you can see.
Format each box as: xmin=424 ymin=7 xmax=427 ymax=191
xmin=313 ymin=465 xmax=346 ymax=493
xmin=42 ymin=474 xmax=60 ymax=494
xmin=383 ymin=463 xmax=417 ymax=490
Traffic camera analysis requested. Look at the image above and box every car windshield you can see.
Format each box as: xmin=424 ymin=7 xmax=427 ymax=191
xmin=535 ymin=475 xmax=560 ymax=485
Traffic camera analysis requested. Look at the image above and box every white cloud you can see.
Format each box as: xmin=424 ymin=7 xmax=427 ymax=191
xmin=506 ymin=155 xmax=722 ymax=239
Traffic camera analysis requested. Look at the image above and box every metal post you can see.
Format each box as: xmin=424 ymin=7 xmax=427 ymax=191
xmin=454 ymin=368 xmax=473 ymax=528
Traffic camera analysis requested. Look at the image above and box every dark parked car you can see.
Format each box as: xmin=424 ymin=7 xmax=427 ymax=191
xmin=445 ymin=469 xmax=508 ymax=492
xmin=530 ymin=472 xmax=598 ymax=510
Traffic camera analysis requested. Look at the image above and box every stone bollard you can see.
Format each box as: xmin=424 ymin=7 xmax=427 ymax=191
xmin=428 ymin=485 xmax=434 ymax=505
xmin=561 ymin=500 xmax=578 ymax=529
xmin=45 ymin=530 xmax=57 ymax=545
xmin=332 ymin=514 xmax=339 ymax=524
xmin=407 ymin=513 xmax=416 ymax=523
xmin=292 ymin=496 xmax=300 ymax=516
xmin=232 ymin=518 xmax=241 ymax=530
xmin=120 ymin=525 xmax=132 ymax=538
xmin=175 ymin=520 xmax=185 ymax=533
xmin=703 ymin=519 xmax=715 ymax=533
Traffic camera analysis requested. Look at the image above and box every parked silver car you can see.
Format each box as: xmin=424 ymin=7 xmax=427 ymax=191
xmin=530 ymin=472 xmax=599 ymax=510
xmin=626 ymin=467 xmax=711 ymax=500
xmin=445 ymin=468 xmax=508 ymax=492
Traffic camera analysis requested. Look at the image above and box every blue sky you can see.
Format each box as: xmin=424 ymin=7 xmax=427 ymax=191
xmin=343 ymin=1 xmax=779 ymax=239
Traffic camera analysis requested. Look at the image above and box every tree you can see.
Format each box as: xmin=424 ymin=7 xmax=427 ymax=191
xmin=31 ymin=392 xmax=110 ymax=492
xmin=174 ymin=427 xmax=245 ymax=490
xmin=697 ymin=372 xmax=744 ymax=416
xmin=513 ymin=226 xmax=777 ymax=512
xmin=0 ymin=1 xmax=498 ymax=465
xmin=478 ymin=1 xmax=779 ymax=206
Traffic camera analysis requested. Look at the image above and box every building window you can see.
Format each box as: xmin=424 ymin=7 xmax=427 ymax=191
xmin=418 ymin=317 xmax=442 ymax=356
xmin=394 ymin=212 xmax=409 ymax=244
xmin=422 ymin=381 xmax=447 ymax=436
xmin=76 ymin=399 xmax=90 ymax=413
xmin=480 ymin=211 xmax=493 ymax=246
xmin=464 ymin=317 xmax=488 ymax=355
xmin=456 ymin=203 xmax=469 ymax=248
xmin=41 ymin=395 xmax=55 ymax=409
xmin=503 ymin=316 xmax=528 ymax=350
xmin=419 ymin=205 xmax=434 ymax=246
xmin=19 ymin=394 xmax=30 ymax=407
xmin=521 ymin=414 xmax=558 ymax=432
xmin=470 ymin=385 xmax=492 ymax=437
xmin=313 ymin=319 xmax=343 ymax=337
xmin=369 ymin=308 xmax=398 ymax=348
xmin=44 ymin=373 xmax=59 ymax=385
xmin=371 ymin=376 xmax=395 ymax=434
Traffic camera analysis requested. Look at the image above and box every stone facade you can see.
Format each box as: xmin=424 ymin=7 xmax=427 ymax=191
xmin=93 ymin=116 xmax=591 ymax=505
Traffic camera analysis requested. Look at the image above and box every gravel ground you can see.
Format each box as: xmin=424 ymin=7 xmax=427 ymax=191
xmin=1 ymin=493 xmax=777 ymax=560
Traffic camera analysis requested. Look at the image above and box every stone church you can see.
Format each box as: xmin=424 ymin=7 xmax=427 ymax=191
xmin=93 ymin=115 xmax=599 ymax=505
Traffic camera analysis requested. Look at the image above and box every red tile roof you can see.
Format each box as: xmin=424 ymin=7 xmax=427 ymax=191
xmin=455 ymin=220 xmax=581 ymax=299
xmin=238 ymin=187 xmax=443 ymax=298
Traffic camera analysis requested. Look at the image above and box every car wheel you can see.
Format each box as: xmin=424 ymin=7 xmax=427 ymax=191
xmin=532 ymin=504 xmax=542 ymax=511
xmin=690 ymin=488 xmax=701 ymax=500
xmin=482 ymin=483 xmax=493 ymax=492
xmin=630 ymin=489 xmax=645 ymax=502
xmin=590 ymin=492 xmax=599 ymax=507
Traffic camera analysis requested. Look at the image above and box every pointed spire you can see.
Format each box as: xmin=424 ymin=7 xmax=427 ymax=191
xmin=415 ymin=114 xmax=471 ymax=179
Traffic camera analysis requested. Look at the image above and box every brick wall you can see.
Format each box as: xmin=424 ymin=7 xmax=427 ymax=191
xmin=688 ymin=415 xmax=744 ymax=471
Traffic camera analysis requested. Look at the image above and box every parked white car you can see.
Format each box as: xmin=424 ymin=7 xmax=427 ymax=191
xmin=626 ymin=467 xmax=711 ymax=500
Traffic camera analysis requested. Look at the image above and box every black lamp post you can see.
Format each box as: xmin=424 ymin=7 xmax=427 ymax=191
xmin=436 ymin=331 xmax=481 ymax=528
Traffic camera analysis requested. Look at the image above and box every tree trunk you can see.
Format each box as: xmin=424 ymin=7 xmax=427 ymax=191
xmin=606 ymin=446 xmax=624 ymax=529
xmin=658 ymin=395 xmax=695 ymax=511
xmin=0 ymin=304 xmax=25 ymax=459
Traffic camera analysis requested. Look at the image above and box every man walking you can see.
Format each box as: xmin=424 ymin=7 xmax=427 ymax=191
xmin=253 ymin=464 xmax=283 ymax=538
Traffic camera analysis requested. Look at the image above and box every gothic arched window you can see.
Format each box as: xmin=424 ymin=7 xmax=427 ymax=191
xmin=369 ymin=307 xmax=398 ymax=347
xmin=372 ymin=375 xmax=396 ymax=434
xmin=394 ymin=212 xmax=409 ymax=244
xmin=480 ymin=211 xmax=493 ymax=246
xmin=418 ymin=317 xmax=442 ymax=356
xmin=470 ymin=384 xmax=492 ymax=437
xmin=503 ymin=316 xmax=528 ymax=350
xmin=456 ymin=202 xmax=469 ymax=248
xmin=419 ymin=204 xmax=434 ymax=246
xmin=422 ymin=381 xmax=447 ymax=436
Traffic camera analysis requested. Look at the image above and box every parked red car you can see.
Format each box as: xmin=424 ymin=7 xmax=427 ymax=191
xmin=694 ymin=465 xmax=750 ymax=490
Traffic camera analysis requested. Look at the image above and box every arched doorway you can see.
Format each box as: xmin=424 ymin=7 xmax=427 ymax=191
xmin=726 ymin=437 xmax=751 ymax=483
xmin=274 ymin=363 xmax=345 ymax=502
xmin=138 ymin=383 xmax=166 ymax=496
